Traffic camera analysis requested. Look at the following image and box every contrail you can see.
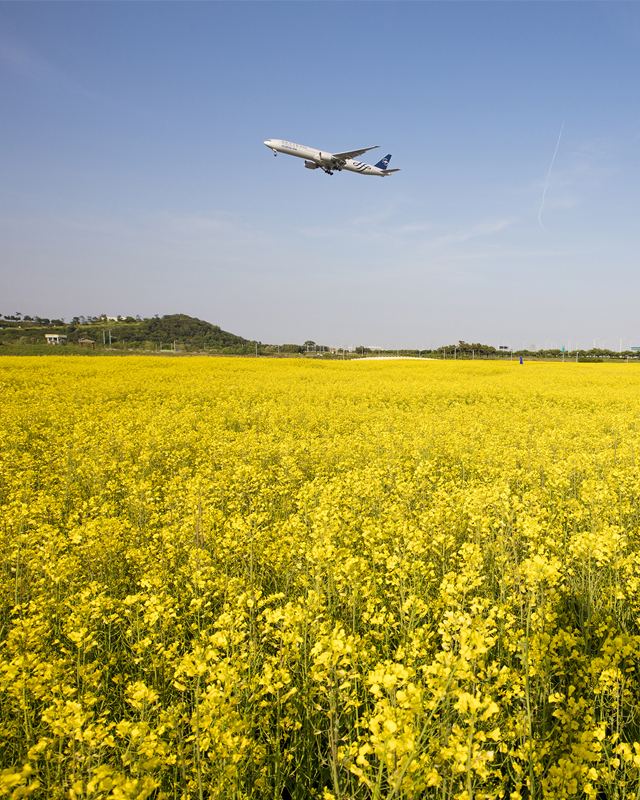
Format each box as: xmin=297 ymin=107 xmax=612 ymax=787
xmin=538 ymin=121 xmax=564 ymax=230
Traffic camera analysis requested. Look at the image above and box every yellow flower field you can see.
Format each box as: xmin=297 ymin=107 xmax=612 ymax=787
xmin=1 ymin=356 xmax=640 ymax=800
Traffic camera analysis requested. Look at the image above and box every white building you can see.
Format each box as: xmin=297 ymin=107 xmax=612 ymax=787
xmin=45 ymin=334 xmax=67 ymax=345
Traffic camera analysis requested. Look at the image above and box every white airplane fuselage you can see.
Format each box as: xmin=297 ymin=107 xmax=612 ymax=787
xmin=263 ymin=139 xmax=399 ymax=177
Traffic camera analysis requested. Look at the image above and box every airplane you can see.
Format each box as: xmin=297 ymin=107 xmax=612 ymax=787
xmin=263 ymin=139 xmax=400 ymax=177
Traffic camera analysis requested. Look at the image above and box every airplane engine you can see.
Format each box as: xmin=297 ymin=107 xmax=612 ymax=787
xmin=304 ymin=161 xmax=319 ymax=170
xmin=317 ymin=151 xmax=334 ymax=164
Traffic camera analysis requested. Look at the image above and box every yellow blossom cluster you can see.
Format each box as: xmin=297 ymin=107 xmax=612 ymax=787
xmin=1 ymin=356 xmax=640 ymax=799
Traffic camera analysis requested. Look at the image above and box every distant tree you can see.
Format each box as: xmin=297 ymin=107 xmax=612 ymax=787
xmin=437 ymin=341 xmax=497 ymax=358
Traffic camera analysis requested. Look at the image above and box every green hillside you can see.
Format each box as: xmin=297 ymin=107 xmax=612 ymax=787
xmin=138 ymin=314 xmax=249 ymax=348
xmin=0 ymin=314 xmax=252 ymax=353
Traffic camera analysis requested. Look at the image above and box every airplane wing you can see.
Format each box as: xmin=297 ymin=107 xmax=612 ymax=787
xmin=331 ymin=146 xmax=379 ymax=161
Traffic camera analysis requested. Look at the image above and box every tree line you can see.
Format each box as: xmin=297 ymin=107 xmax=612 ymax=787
xmin=1 ymin=319 xmax=637 ymax=359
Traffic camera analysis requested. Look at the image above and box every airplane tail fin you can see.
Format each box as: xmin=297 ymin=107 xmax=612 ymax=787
xmin=374 ymin=154 xmax=392 ymax=169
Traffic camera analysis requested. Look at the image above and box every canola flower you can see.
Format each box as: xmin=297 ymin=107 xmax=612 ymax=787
xmin=1 ymin=355 xmax=640 ymax=800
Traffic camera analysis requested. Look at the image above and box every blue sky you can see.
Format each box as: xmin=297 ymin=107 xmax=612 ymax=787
xmin=1 ymin=2 xmax=639 ymax=349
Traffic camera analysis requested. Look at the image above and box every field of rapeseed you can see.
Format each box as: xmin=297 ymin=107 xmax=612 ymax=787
xmin=1 ymin=356 xmax=640 ymax=800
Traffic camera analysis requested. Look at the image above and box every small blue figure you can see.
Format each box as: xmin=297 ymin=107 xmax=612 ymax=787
xmin=519 ymin=356 xmax=523 ymax=365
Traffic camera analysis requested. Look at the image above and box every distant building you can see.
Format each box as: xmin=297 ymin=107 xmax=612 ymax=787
xmin=45 ymin=334 xmax=67 ymax=345
xmin=78 ymin=338 xmax=95 ymax=349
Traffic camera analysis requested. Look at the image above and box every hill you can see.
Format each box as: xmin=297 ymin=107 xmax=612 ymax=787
xmin=0 ymin=314 xmax=252 ymax=353
xmin=138 ymin=314 xmax=249 ymax=348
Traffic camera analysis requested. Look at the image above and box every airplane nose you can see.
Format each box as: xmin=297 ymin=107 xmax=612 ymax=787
xmin=264 ymin=139 xmax=272 ymax=147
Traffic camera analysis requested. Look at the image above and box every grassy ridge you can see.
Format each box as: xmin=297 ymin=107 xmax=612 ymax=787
xmin=0 ymin=314 xmax=250 ymax=354
xmin=1 ymin=357 xmax=640 ymax=799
